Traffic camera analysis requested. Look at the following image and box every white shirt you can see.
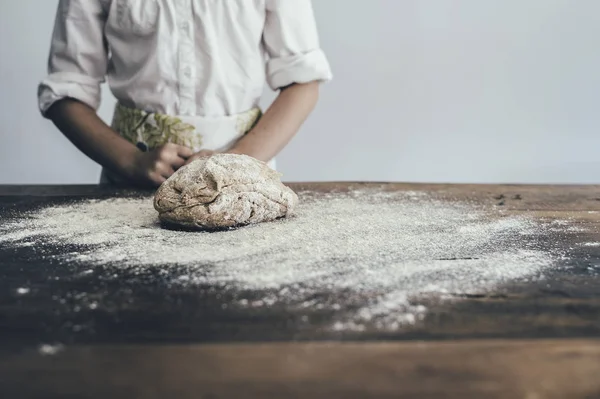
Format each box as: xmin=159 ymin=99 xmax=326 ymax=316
xmin=38 ymin=0 xmax=332 ymax=117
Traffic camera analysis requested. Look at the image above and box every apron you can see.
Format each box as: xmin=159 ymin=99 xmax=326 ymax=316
xmin=100 ymin=103 xmax=274 ymax=185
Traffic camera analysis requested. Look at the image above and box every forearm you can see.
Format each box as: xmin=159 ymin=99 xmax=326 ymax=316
xmin=46 ymin=99 xmax=139 ymax=177
xmin=228 ymin=82 xmax=320 ymax=162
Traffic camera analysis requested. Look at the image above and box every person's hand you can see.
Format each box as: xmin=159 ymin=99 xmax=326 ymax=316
xmin=124 ymin=143 xmax=194 ymax=187
xmin=183 ymin=149 xmax=216 ymax=166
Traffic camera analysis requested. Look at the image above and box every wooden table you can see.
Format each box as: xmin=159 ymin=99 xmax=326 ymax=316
xmin=1 ymin=184 xmax=599 ymax=398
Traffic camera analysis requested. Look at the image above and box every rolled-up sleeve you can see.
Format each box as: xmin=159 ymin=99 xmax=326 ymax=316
xmin=38 ymin=0 xmax=109 ymax=116
xmin=263 ymin=0 xmax=333 ymax=90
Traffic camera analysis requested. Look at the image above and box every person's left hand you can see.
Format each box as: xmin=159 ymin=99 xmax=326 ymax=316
xmin=183 ymin=149 xmax=217 ymax=166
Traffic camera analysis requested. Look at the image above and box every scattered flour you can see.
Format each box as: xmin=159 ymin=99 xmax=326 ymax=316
xmin=0 ymin=189 xmax=558 ymax=330
xmin=38 ymin=343 xmax=64 ymax=356
xmin=582 ymin=242 xmax=600 ymax=247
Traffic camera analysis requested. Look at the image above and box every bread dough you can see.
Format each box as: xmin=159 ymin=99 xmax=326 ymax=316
xmin=153 ymin=154 xmax=298 ymax=229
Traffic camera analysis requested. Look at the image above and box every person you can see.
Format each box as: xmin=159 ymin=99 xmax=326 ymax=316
xmin=38 ymin=0 xmax=332 ymax=187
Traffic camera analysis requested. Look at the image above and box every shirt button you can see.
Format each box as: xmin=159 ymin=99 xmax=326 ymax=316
xmin=181 ymin=21 xmax=190 ymax=30
xmin=184 ymin=68 xmax=192 ymax=78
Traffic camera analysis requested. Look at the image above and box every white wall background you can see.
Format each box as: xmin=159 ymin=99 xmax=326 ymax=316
xmin=1 ymin=0 xmax=599 ymax=184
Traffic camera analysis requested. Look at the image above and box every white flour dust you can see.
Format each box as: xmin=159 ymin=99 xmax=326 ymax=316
xmin=0 ymin=189 xmax=556 ymax=330
xmin=38 ymin=343 xmax=65 ymax=356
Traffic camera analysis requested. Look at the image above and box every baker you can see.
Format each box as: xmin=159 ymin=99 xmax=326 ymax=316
xmin=38 ymin=0 xmax=332 ymax=187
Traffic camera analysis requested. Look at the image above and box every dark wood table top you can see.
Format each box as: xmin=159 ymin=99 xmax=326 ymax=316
xmin=1 ymin=183 xmax=599 ymax=398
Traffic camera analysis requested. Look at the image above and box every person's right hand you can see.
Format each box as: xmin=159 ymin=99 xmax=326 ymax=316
xmin=125 ymin=143 xmax=194 ymax=187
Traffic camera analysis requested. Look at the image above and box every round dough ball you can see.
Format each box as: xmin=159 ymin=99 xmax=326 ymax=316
xmin=153 ymin=154 xmax=298 ymax=229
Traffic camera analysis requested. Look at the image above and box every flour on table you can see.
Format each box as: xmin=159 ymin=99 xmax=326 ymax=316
xmin=38 ymin=344 xmax=64 ymax=356
xmin=0 ymin=189 xmax=559 ymax=331
xmin=154 ymin=154 xmax=297 ymax=229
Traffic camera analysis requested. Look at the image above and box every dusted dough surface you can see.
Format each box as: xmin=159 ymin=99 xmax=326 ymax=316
xmin=153 ymin=154 xmax=298 ymax=229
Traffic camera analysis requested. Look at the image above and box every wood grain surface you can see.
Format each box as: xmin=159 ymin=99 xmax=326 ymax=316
xmin=2 ymin=340 xmax=600 ymax=398
xmin=1 ymin=184 xmax=599 ymax=398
